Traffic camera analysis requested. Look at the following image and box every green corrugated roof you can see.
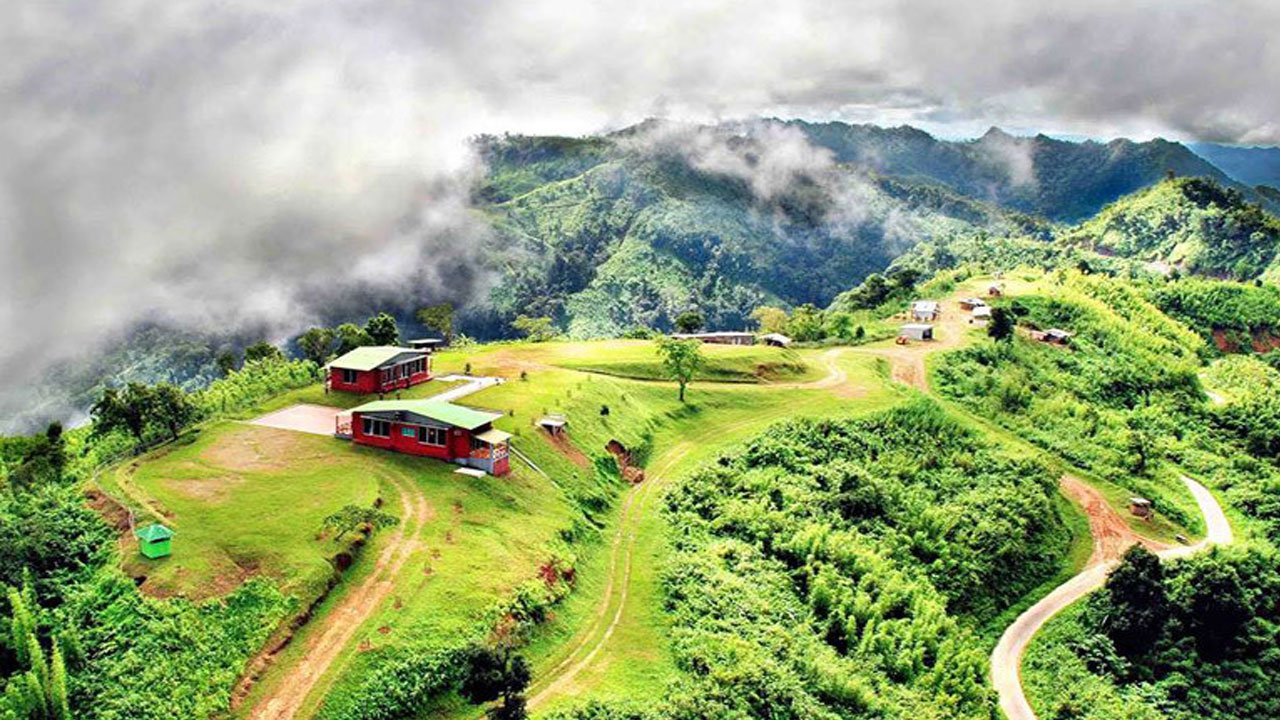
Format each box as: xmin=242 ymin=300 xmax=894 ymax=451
xmin=136 ymin=524 xmax=174 ymax=542
xmin=328 ymin=346 xmax=423 ymax=372
xmin=351 ymin=399 xmax=501 ymax=430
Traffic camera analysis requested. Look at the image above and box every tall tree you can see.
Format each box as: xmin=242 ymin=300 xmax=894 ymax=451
xmin=150 ymin=384 xmax=196 ymax=441
xmin=334 ymin=323 xmax=373 ymax=354
xmin=244 ymin=341 xmax=284 ymax=364
xmin=750 ymin=306 xmax=788 ymax=334
xmin=365 ymin=312 xmax=400 ymax=346
xmin=91 ymin=383 xmax=152 ymax=444
xmin=215 ymin=350 xmax=238 ymax=376
xmin=674 ymin=310 xmax=705 ymax=334
xmin=296 ymin=327 xmax=336 ymax=365
xmin=416 ymin=303 xmax=455 ymax=341
xmin=460 ymin=644 xmax=531 ymax=720
xmin=1097 ymin=545 xmax=1169 ymax=658
xmin=655 ymin=337 xmax=705 ymax=402
xmin=987 ymin=307 xmax=1015 ymax=342
xmin=786 ymin=304 xmax=825 ymax=341
xmin=511 ymin=315 xmax=557 ymax=342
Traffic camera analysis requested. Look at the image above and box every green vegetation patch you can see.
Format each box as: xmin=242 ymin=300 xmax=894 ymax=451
xmin=1025 ymin=546 xmax=1280 ymax=720
xmin=550 ymin=401 xmax=1072 ymax=719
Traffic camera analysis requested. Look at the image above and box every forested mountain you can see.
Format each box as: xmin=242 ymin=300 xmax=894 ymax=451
xmin=1189 ymin=142 xmax=1280 ymax=190
xmin=473 ymin=122 xmax=1032 ymax=339
xmin=787 ymin=122 xmax=1255 ymax=221
xmin=6 ymin=119 xmax=1280 ymax=435
xmin=1061 ymin=177 xmax=1280 ymax=281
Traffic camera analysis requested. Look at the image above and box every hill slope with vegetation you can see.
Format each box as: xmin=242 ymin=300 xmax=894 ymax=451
xmin=1061 ymin=177 xmax=1280 ymax=281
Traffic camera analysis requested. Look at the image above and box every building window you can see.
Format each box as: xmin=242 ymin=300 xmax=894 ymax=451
xmin=417 ymin=426 xmax=447 ymax=446
xmin=341 ymin=369 xmax=358 ymax=384
xmin=361 ymin=417 xmax=390 ymax=437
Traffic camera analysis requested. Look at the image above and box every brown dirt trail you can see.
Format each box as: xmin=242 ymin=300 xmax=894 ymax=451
xmin=242 ymin=474 xmax=431 ymax=720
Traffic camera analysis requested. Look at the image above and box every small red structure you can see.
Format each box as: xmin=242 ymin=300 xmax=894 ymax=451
xmin=327 ymin=346 xmax=431 ymax=394
xmin=340 ymin=399 xmax=512 ymax=476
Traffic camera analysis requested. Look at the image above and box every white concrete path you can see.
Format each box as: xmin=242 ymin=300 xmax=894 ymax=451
xmin=991 ymin=476 xmax=1233 ymax=720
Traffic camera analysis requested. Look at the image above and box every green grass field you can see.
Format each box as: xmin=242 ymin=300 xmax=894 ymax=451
xmin=547 ymin=339 xmax=823 ymax=383
xmin=106 ymin=425 xmax=379 ymax=600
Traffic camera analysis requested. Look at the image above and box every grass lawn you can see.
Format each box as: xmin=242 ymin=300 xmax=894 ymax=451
xmin=105 ymin=424 xmax=380 ymax=600
xmin=546 ymin=339 xmax=823 ymax=383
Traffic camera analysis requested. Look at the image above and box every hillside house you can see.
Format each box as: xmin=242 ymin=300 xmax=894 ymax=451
xmin=1030 ymin=328 xmax=1073 ymax=345
xmin=958 ymin=297 xmax=987 ymax=311
xmin=988 ymin=284 xmax=1004 ymax=297
xmin=407 ymin=337 xmax=446 ymax=352
xmin=911 ymin=301 xmax=940 ymax=322
xmin=1129 ymin=497 xmax=1153 ymax=519
xmin=340 ymin=399 xmax=511 ymax=476
xmin=759 ymin=333 xmax=793 ymax=347
xmin=671 ymin=331 xmax=756 ymax=346
xmin=327 ymin=346 xmax=431 ymax=394
xmin=971 ymin=305 xmax=992 ymax=324
xmin=899 ymin=323 xmax=934 ymax=341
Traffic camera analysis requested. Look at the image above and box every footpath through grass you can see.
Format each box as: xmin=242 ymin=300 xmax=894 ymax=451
xmin=513 ymin=351 xmax=903 ymax=715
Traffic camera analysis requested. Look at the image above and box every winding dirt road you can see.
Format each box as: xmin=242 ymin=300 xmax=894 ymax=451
xmin=243 ymin=474 xmax=431 ymax=720
xmin=991 ymin=476 xmax=1233 ymax=720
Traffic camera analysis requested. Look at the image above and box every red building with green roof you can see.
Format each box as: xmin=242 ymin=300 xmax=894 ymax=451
xmin=340 ymin=399 xmax=512 ymax=476
xmin=326 ymin=346 xmax=431 ymax=394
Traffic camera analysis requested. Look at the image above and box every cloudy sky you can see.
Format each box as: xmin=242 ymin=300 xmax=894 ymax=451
xmin=1 ymin=0 xmax=1277 ymax=423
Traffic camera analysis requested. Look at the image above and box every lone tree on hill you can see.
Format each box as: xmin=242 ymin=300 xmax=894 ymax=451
xmin=244 ymin=341 xmax=284 ymax=364
xmin=365 ymin=312 xmax=400 ymax=346
xmin=297 ymin=327 xmax=336 ymax=365
xmin=460 ymin=644 xmax=532 ymax=720
xmin=416 ymin=303 xmax=455 ymax=341
xmin=987 ymin=307 xmax=1015 ymax=342
xmin=674 ymin=310 xmax=705 ymax=334
xmin=655 ymin=337 xmax=705 ymax=402
xmin=321 ymin=504 xmax=399 ymax=541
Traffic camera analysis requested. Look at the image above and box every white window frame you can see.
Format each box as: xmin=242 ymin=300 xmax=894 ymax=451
xmin=341 ymin=368 xmax=358 ymax=384
xmin=417 ymin=425 xmax=447 ymax=446
xmin=361 ymin=417 xmax=390 ymax=437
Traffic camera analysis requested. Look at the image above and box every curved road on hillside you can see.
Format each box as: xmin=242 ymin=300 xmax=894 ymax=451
xmin=991 ymin=476 xmax=1233 ymax=720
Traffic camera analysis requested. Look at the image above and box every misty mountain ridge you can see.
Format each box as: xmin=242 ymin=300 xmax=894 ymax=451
xmin=4 ymin=117 xmax=1279 ymax=435
xmin=1189 ymin=142 xmax=1280 ymax=190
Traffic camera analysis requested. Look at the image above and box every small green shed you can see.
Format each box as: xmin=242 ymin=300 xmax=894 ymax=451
xmin=135 ymin=523 xmax=174 ymax=559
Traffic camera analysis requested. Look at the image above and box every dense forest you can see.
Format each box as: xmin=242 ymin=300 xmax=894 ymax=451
xmin=935 ymin=272 xmax=1280 ymax=541
xmin=1026 ymin=545 xmax=1280 ymax=720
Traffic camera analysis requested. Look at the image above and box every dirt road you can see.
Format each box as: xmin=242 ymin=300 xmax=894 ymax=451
xmin=854 ymin=304 xmax=975 ymax=392
xmin=524 ymin=348 xmax=867 ymax=709
xmin=243 ymin=475 xmax=431 ymax=720
xmin=991 ymin=476 xmax=1232 ymax=720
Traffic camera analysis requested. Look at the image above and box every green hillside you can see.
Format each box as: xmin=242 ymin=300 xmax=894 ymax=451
xmin=788 ymin=122 xmax=1258 ymax=221
xmin=1062 ymin=177 xmax=1280 ymax=281
xmin=476 ymin=126 xmax=1016 ymax=338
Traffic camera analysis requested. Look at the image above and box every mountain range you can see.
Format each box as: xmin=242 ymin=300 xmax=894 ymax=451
xmin=5 ymin=119 xmax=1280 ymax=434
